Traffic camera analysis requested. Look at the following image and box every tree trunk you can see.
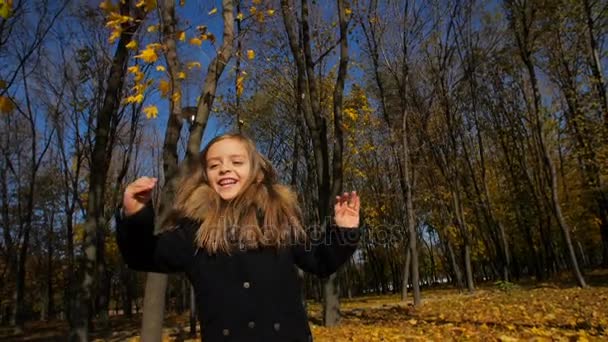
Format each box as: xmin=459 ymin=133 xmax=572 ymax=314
xmin=400 ymin=247 xmax=411 ymax=301
xmin=140 ymin=1 xmax=234 ymax=340
xmin=46 ymin=212 xmax=55 ymax=320
xmin=281 ymin=0 xmax=349 ymax=327
xmin=402 ymin=104 xmax=420 ymax=305
xmin=69 ymin=3 xmax=142 ymax=339
xmin=141 ymin=273 xmax=168 ymax=342
xmin=506 ymin=0 xmax=587 ymax=287
xmin=446 ymin=238 xmax=464 ymax=290
xmin=582 ymin=0 xmax=608 ymax=127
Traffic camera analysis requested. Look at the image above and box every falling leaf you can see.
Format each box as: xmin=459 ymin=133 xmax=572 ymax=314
xmin=147 ymin=25 xmax=158 ymax=33
xmin=208 ymin=7 xmax=217 ymax=15
xmin=99 ymin=0 xmax=117 ymax=13
xmin=108 ymin=29 xmax=122 ymax=43
xmin=255 ymin=11 xmax=264 ymax=22
xmin=177 ymin=71 xmax=186 ymax=79
xmin=156 ymin=65 xmax=166 ymax=72
xmin=127 ymin=65 xmax=140 ymax=74
xmin=187 ymin=61 xmax=201 ymax=69
xmin=178 ymin=31 xmax=186 ymax=41
xmin=135 ymin=45 xmax=159 ymax=63
xmin=267 ymin=9 xmax=275 ymax=16
xmin=143 ymin=105 xmax=158 ymax=119
xmin=250 ymin=6 xmax=256 ymax=14
xmin=190 ymin=37 xmax=202 ymax=46
xmin=246 ymin=49 xmax=255 ymax=60
xmin=345 ymin=8 xmax=352 ymax=15
xmin=236 ymin=75 xmax=245 ymax=96
xmin=0 ymin=95 xmax=14 ymax=114
xmin=0 ymin=0 xmax=13 ymax=19
xmin=237 ymin=12 xmax=244 ymax=20
xmin=158 ymin=79 xmax=170 ymax=97
xmin=124 ymin=94 xmax=144 ymax=104
xmin=135 ymin=0 xmax=156 ymax=12
xmin=126 ymin=40 xmax=138 ymax=50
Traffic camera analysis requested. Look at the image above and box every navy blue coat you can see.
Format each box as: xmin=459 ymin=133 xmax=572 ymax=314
xmin=116 ymin=204 xmax=360 ymax=342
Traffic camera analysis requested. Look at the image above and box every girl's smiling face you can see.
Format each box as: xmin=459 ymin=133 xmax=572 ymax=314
xmin=205 ymin=138 xmax=252 ymax=200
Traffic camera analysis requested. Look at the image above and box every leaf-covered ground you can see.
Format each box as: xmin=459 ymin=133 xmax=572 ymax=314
xmin=2 ymin=271 xmax=607 ymax=341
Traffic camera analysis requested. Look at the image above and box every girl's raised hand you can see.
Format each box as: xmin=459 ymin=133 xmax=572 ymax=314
xmin=123 ymin=177 xmax=157 ymax=217
xmin=334 ymin=191 xmax=360 ymax=228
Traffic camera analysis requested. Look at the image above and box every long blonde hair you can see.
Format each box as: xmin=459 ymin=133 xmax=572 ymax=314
xmin=169 ymin=133 xmax=306 ymax=254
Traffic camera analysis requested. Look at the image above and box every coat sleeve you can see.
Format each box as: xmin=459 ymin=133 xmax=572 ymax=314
xmin=292 ymin=224 xmax=361 ymax=278
xmin=115 ymin=203 xmax=197 ymax=273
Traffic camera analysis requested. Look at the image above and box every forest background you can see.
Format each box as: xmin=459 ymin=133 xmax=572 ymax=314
xmin=0 ymin=0 xmax=607 ymax=340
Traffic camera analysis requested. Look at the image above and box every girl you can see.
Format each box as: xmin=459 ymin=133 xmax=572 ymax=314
xmin=116 ymin=133 xmax=361 ymax=342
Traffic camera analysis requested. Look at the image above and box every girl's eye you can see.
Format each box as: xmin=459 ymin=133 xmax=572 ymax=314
xmin=233 ymin=161 xmax=243 ymax=165
xmin=209 ymin=164 xmax=219 ymax=169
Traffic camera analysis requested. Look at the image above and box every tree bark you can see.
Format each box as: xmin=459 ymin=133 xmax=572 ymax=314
xmin=505 ymin=0 xmax=587 ymax=287
xmin=69 ymin=3 xmax=143 ymax=339
xmin=141 ymin=1 xmax=234 ymax=340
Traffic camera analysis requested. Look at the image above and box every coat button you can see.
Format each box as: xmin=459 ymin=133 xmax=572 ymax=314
xmin=222 ymin=328 xmax=230 ymax=336
xmin=273 ymin=322 xmax=281 ymax=331
xmin=243 ymin=281 xmax=250 ymax=289
xmin=248 ymin=321 xmax=255 ymax=328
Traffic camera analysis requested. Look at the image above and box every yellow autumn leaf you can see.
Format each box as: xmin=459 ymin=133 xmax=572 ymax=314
xmin=246 ymin=49 xmax=255 ymax=60
xmin=135 ymin=45 xmax=158 ymax=63
xmin=178 ymin=31 xmax=186 ymax=41
xmin=0 ymin=95 xmax=14 ymax=114
xmin=345 ymin=8 xmax=352 ymax=16
xmin=208 ymin=7 xmax=217 ymax=15
xmin=190 ymin=37 xmax=202 ymax=46
xmin=236 ymin=75 xmax=245 ymax=97
xmin=99 ymin=0 xmax=117 ymax=13
xmin=249 ymin=6 xmax=256 ymax=14
xmin=135 ymin=0 xmax=156 ymax=12
xmin=158 ymin=79 xmax=170 ymax=98
xmin=156 ymin=65 xmax=166 ymax=72
xmin=177 ymin=71 xmax=186 ymax=79
xmin=124 ymin=94 xmax=144 ymax=104
xmin=187 ymin=61 xmax=201 ymax=69
xmin=267 ymin=9 xmax=275 ymax=16
xmin=126 ymin=40 xmax=138 ymax=50
xmin=0 ymin=0 xmax=13 ymax=19
xmin=237 ymin=12 xmax=244 ymax=20
xmin=127 ymin=65 xmax=140 ymax=74
xmin=143 ymin=105 xmax=158 ymax=119
xmin=108 ymin=29 xmax=121 ymax=43
xmin=179 ymin=0 xmax=185 ymax=6
xmin=134 ymin=72 xmax=144 ymax=83
xmin=171 ymin=91 xmax=181 ymax=103
xmin=255 ymin=11 xmax=264 ymax=22
xmin=498 ymin=336 xmax=519 ymax=342
xmin=252 ymin=0 xmax=261 ymax=4
xmin=147 ymin=25 xmax=158 ymax=33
